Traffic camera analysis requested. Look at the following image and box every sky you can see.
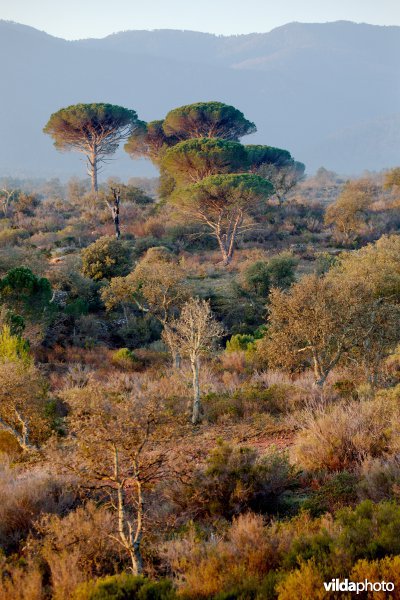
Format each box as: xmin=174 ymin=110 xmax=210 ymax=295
xmin=0 ymin=0 xmax=400 ymax=39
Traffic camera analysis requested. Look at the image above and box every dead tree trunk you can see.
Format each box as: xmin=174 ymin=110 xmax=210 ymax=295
xmin=0 ymin=413 xmax=38 ymax=453
xmin=110 ymin=187 xmax=121 ymax=239
xmin=191 ymin=356 xmax=201 ymax=424
xmin=113 ymin=446 xmax=143 ymax=575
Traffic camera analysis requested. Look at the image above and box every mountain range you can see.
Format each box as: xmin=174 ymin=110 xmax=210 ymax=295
xmin=0 ymin=19 xmax=399 ymax=180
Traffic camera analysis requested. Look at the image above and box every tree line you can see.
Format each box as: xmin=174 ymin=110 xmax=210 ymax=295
xmin=44 ymin=101 xmax=304 ymax=264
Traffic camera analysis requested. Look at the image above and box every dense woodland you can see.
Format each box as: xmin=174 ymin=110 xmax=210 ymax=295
xmin=1 ymin=100 xmax=400 ymax=599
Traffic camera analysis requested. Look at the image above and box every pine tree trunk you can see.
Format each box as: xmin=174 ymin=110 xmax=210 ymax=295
xmin=89 ymin=148 xmax=98 ymax=193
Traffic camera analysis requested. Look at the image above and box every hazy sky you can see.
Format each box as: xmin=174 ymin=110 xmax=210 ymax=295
xmin=1 ymin=0 xmax=400 ymax=38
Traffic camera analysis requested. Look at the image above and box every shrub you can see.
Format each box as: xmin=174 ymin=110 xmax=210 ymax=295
xmin=225 ymin=328 xmax=265 ymax=355
xmin=112 ymin=315 xmax=162 ymax=350
xmin=350 ymin=555 xmax=400 ymax=595
xmin=203 ymin=382 xmax=296 ymax=423
xmin=0 ymin=266 xmax=52 ymax=318
xmin=0 ymin=465 xmax=74 ymax=553
xmin=111 ymin=348 xmax=138 ymax=369
xmin=226 ymin=333 xmax=256 ymax=353
xmin=0 ymin=246 xmax=47 ymax=278
xmin=0 ymin=324 xmax=30 ymax=363
xmin=0 ymin=560 xmax=43 ymax=600
xmin=358 ymin=457 xmax=400 ymax=502
xmin=65 ymin=298 xmax=90 ymax=317
xmin=173 ymin=441 xmax=298 ymax=519
xmin=276 ymin=561 xmax=326 ymax=600
xmin=81 ymin=237 xmax=131 ymax=281
xmin=213 ymin=574 xmax=279 ymax=600
xmin=241 ymin=253 xmax=297 ymax=299
xmin=265 ymin=253 xmax=297 ymax=289
xmin=292 ymin=396 xmax=397 ymax=471
xmin=302 ymin=471 xmax=358 ymax=516
xmin=0 ymin=227 xmax=29 ymax=247
xmin=236 ymin=382 xmax=293 ymax=415
xmin=242 ymin=261 xmax=271 ymax=297
xmin=74 ymin=574 xmax=176 ymax=600
xmin=38 ymin=502 xmax=123 ymax=600
xmin=163 ymin=513 xmax=274 ymax=598
xmin=335 ymin=500 xmax=400 ymax=562
xmin=203 ymin=391 xmax=245 ymax=422
xmin=73 ymin=315 xmax=109 ymax=348
xmin=332 ymin=379 xmax=358 ymax=401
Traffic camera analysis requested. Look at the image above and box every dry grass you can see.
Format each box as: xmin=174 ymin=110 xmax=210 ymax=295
xmin=291 ymin=393 xmax=399 ymax=471
xmin=0 ymin=560 xmax=43 ymax=600
xmin=38 ymin=502 xmax=123 ymax=600
xmin=0 ymin=461 xmax=75 ymax=552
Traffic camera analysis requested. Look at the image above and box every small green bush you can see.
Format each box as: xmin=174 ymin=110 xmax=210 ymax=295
xmin=203 ymin=383 xmax=293 ymax=423
xmin=336 ymin=500 xmax=400 ymax=562
xmin=203 ymin=391 xmax=245 ymax=422
xmin=302 ymin=471 xmax=358 ymax=516
xmin=176 ymin=441 xmax=298 ymax=519
xmin=213 ymin=575 xmax=278 ymax=600
xmin=74 ymin=574 xmax=176 ymax=600
xmin=242 ymin=254 xmax=297 ymax=299
xmin=81 ymin=237 xmax=131 ymax=281
xmin=111 ymin=348 xmax=138 ymax=368
xmin=226 ymin=333 xmax=256 ymax=353
xmin=0 ymin=227 xmax=29 ymax=247
xmin=65 ymin=297 xmax=89 ymax=317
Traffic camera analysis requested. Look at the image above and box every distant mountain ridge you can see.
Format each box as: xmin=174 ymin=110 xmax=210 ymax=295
xmin=0 ymin=20 xmax=399 ymax=179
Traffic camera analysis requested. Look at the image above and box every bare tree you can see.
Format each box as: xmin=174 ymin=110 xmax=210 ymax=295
xmin=0 ymin=186 xmax=17 ymax=217
xmin=106 ymin=187 xmax=121 ymax=238
xmin=257 ymin=162 xmax=305 ymax=205
xmin=61 ymin=381 xmax=171 ymax=575
xmin=164 ymin=298 xmax=223 ymax=424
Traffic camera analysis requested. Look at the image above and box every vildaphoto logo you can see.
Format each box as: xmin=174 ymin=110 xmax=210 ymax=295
xmin=324 ymin=579 xmax=395 ymax=594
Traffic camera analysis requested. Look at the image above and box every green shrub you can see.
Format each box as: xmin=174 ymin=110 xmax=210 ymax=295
xmin=0 ymin=227 xmax=29 ymax=247
xmin=65 ymin=297 xmax=89 ymax=317
xmin=176 ymin=441 xmax=298 ymax=519
xmin=0 ymin=266 xmax=52 ymax=318
xmin=113 ymin=315 xmax=162 ymax=350
xmin=236 ymin=383 xmax=292 ymax=415
xmin=336 ymin=500 xmax=400 ymax=562
xmin=302 ymin=471 xmax=359 ymax=516
xmin=242 ymin=261 xmax=271 ymax=297
xmin=0 ymin=324 xmax=30 ymax=364
xmin=81 ymin=237 xmax=131 ymax=281
xmin=111 ymin=348 xmax=138 ymax=368
xmin=213 ymin=575 xmax=279 ymax=600
xmin=226 ymin=333 xmax=256 ymax=353
xmin=242 ymin=253 xmax=297 ymax=298
xmin=203 ymin=383 xmax=293 ymax=423
xmin=203 ymin=391 xmax=245 ymax=422
xmin=74 ymin=574 xmax=176 ymax=600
